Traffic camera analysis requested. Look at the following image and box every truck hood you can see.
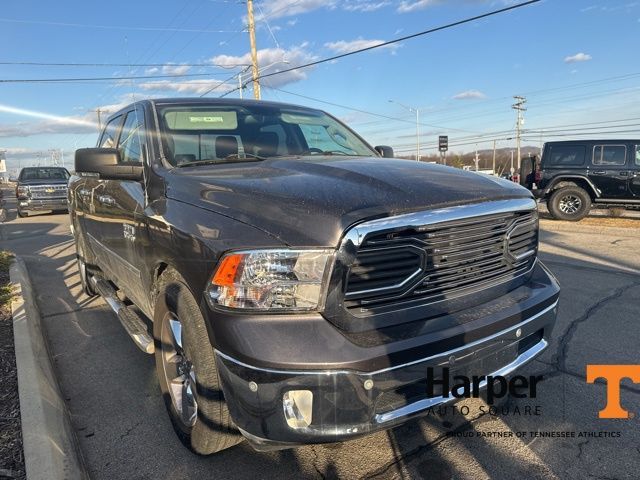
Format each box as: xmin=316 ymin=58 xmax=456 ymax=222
xmin=166 ymin=157 xmax=532 ymax=246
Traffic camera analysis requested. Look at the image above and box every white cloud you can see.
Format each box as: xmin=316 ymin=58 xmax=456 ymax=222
xmin=211 ymin=45 xmax=317 ymax=88
xmin=343 ymin=1 xmax=391 ymax=12
xmin=452 ymin=90 xmax=487 ymax=100
xmin=324 ymin=38 xmax=399 ymax=54
xmin=397 ymin=0 xmax=436 ymax=13
xmin=397 ymin=0 xmax=517 ymax=13
xmin=162 ymin=64 xmax=191 ymax=75
xmin=137 ymin=79 xmax=236 ymax=95
xmin=564 ymin=52 xmax=592 ymax=63
xmin=253 ymin=0 xmax=336 ymax=21
xmin=251 ymin=0 xmax=390 ymax=20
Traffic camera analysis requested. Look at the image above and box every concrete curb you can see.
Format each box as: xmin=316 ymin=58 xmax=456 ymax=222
xmin=540 ymin=219 xmax=639 ymax=238
xmin=11 ymin=257 xmax=88 ymax=480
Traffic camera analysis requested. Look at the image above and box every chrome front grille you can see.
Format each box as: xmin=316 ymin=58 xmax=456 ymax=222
xmin=343 ymin=201 xmax=538 ymax=310
xmin=29 ymin=185 xmax=67 ymax=199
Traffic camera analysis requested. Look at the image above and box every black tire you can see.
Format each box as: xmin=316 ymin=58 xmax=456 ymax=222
xmin=547 ymin=186 xmax=591 ymax=221
xmin=17 ymin=209 xmax=27 ymax=218
xmin=153 ymin=268 xmax=242 ymax=455
xmin=75 ymin=240 xmax=97 ymax=297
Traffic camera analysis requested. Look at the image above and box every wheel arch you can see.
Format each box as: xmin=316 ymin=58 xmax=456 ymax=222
xmin=546 ymin=176 xmax=600 ymax=199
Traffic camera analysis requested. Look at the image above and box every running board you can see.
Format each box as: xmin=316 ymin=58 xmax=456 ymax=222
xmin=91 ymin=277 xmax=155 ymax=354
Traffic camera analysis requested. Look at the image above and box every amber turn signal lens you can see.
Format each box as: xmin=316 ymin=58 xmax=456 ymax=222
xmin=212 ymin=253 xmax=244 ymax=287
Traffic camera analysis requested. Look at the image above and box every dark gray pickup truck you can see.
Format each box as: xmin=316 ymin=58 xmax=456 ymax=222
xmin=69 ymin=98 xmax=559 ymax=455
xmin=15 ymin=166 xmax=70 ymax=217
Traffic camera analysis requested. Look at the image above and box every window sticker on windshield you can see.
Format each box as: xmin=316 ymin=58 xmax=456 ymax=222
xmin=164 ymin=111 xmax=238 ymax=130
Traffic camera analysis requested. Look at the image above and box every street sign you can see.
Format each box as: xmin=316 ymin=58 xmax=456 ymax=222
xmin=439 ymin=135 xmax=448 ymax=152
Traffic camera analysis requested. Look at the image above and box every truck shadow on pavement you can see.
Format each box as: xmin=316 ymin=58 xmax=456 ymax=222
xmin=3 ymin=200 xmax=639 ymax=479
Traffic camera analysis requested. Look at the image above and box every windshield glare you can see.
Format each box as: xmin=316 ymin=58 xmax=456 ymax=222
xmin=156 ymin=104 xmax=377 ymax=166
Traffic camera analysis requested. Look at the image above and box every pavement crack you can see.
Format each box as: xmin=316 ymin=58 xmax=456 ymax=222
xmin=310 ymin=445 xmax=327 ymax=480
xmin=554 ymin=281 xmax=640 ymax=373
xmin=364 ymin=411 xmax=488 ymax=480
xmin=120 ymin=420 xmax=143 ymax=440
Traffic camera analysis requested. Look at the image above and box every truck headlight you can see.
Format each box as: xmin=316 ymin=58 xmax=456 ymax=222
xmin=207 ymin=249 xmax=334 ymax=311
xmin=16 ymin=186 xmax=29 ymax=198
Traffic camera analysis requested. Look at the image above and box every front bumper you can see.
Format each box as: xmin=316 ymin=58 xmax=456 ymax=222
xmin=214 ymin=270 xmax=559 ymax=449
xmin=18 ymin=198 xmax=68 ymax=211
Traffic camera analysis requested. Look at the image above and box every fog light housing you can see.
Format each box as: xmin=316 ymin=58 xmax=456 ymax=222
xmin=283 ymin=390 xmax=313 ymax=429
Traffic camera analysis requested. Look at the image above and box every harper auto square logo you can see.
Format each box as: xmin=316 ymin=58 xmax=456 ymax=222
xmin=587 ymin=365 xmax=640 ymax=419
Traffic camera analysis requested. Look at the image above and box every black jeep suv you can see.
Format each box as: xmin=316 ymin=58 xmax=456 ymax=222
xmin=15 ymin=166 xmax=70 ymax=217
xmin=69 ymin=98 xmax=559 ymax=455
xmin=533 ymin=140 xmax=640 ymax=221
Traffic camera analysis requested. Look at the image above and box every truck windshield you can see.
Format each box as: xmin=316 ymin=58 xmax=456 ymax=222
xmin=19 ymin=168 xmax=69 ymax=180
xmin=155 ymin=103 xmax=377 ymax=167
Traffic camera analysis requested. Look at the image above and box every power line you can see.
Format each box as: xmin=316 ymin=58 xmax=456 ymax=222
xmin=0 ymin=17 xmax=240 ymax=33
xmin=0 ymin=61 xmax=250 ymax=68
xmin=248 ymin=1 xmax=541 ymax=85
xmin=0 ymin=72 xmax=237 ymax=83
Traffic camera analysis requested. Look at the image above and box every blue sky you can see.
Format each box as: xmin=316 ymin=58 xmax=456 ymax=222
xmin=0 ymin=0 xmax=639 ymax=170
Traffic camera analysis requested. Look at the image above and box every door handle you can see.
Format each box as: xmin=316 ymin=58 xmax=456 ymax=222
xmin=78 ymin=188 xmax=90 ymax=197
xmin=97 ymin=194 xmax=116 ymax=207
xmin=592 ymin=170 xmax=606 ymax=175
xmin=619 ymin=171 xmax=629 ymax=177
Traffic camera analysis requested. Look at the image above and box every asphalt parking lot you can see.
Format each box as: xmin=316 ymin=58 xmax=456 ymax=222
xmin=2 ymin=185 xmax=640 ymax=480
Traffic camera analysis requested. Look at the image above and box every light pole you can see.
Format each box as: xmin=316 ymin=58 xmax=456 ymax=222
xmin=389 ymin=100 xmax=420 ymax=161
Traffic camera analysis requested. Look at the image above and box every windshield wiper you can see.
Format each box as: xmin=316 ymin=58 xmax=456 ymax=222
xmin=302 ymin=150 xmax=357 ymax=156
xmin=175 ymin=153 xmax=266 ymax=168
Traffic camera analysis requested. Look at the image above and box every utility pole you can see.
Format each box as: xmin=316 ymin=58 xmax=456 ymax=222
xmin=474 ymin=149 xmax=480 ymax=171
xmin=492 ymin=140 xmax=497 ymax=175
xmin=512 ymin=96 xmax=527 ymax=174
xmin=246 ymin=0 xmax=261 ymax=100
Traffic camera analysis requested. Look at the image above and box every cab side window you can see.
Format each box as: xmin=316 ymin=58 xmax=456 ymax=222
xmin=118 ymin=110 xmax=145 ymax=165
xmin=97 ymin=115 xmax=123 ymax=148
xmin=593 ymin=145 xmax=626 ymax=166
xmin=635 ymin=145 xmax=640 ymax=166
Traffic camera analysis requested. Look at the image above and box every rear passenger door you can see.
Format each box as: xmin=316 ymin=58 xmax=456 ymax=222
xmin=588 ymin=143 xmax=630 ymax=198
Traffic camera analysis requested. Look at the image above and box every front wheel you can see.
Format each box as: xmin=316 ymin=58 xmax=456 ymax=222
xmin=153 ymin=269 xmax=242 ymax=455
xmin=547 ymin=186 xmax=591 ymax=221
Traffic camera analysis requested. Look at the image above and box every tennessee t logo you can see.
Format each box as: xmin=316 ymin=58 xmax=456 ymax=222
xmin=586 ymin=365 xmax=640 ymax=419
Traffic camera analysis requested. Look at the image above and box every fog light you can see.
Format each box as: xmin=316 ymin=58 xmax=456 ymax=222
xmin=283 ymin=390 xmax=313 ymax=429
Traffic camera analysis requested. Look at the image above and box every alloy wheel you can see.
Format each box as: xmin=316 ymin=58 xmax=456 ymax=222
xmin=161 ymin=313 xmax=198 ymax=428
xmin=558 ymin=195 xmax=582 ymax=215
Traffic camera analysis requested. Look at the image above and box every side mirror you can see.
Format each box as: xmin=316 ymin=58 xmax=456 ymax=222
xmin=375 ymin=145 xmax=394 ymax=158
xmin=75 ymin=148 xmax=143 ymax=181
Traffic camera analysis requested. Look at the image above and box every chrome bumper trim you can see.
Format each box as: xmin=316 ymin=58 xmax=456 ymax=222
xmin=375 ymin=338 xmax=548 ymax=424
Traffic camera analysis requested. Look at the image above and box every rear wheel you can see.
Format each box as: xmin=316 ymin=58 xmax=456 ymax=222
xmin=17 ymin=209 xmax=27 ymax=218
xmin=547 ymin=186 xmax=591 ymax=221
xmin=153 ymin=268 xmax=242 ymax=455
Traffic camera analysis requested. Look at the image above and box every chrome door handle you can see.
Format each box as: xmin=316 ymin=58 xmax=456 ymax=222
xmin=79 ymin=188 xmax=90 ymax=197
xmin=97 ymin=195 xmax=116 ymax=207
xmin=592 ymin=170 xmax=606 ymax=175
xmin=619 ymin=171 xmax=629 ymax=177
